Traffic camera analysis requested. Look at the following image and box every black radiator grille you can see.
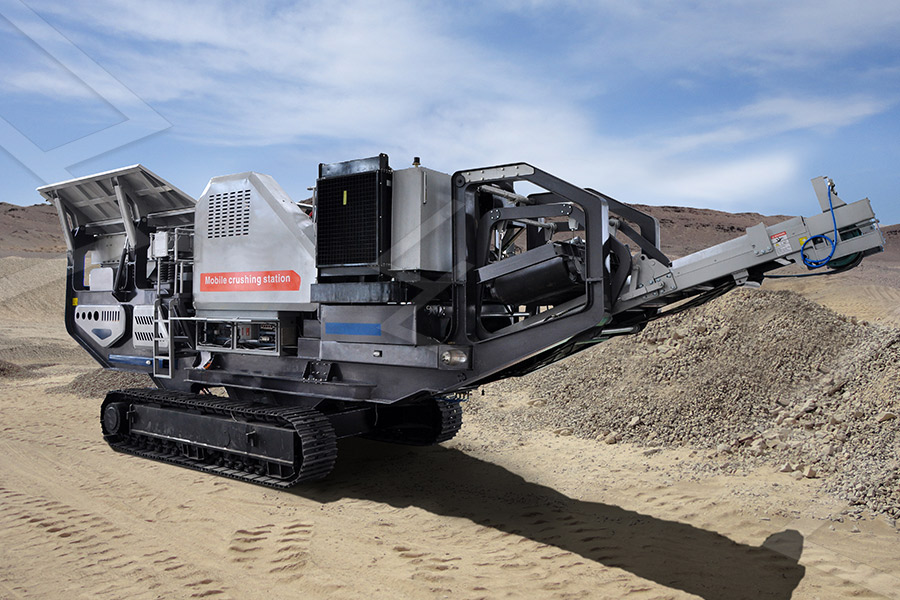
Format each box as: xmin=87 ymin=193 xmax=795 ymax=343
xmin=316 ymin=171 xmax=387 ymax=267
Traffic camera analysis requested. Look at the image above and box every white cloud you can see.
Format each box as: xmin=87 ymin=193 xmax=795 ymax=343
xmin=735 ymin=97 xmax=892 ymax=131
xmin=660 ymin=95 xmax=893 ymax=155
xmin=647 ymin=153 xmax=801 ymax=207
xmin=537 ymin=0 xmax=900 ymax=73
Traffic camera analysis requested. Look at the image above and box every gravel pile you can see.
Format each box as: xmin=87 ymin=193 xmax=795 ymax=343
xmin=49 ymin=368 xmax=153 ymax=398
xmin=0 ymin=358 xmax=35 ymax=378
xmin=468 ymin=288 xmax=900 ymax=519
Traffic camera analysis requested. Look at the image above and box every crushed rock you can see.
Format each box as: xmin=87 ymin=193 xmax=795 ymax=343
xmin=466 ymin=288 xmax=900 ymax=519
xmin=48 ymin=368 xmax=153 ymax=398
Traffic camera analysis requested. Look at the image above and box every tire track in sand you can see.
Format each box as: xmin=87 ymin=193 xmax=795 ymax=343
xmin=227 ymin=520 xmax=316 ymax=582
xmin=0 ymin=484 xmax=231 ymax=599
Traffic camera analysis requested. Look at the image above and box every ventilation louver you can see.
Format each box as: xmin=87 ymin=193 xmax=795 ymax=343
xmin=132 ymin=304 xmax=168 ymax=350
xmin=207 ymin=189 xmax=251 ymax=238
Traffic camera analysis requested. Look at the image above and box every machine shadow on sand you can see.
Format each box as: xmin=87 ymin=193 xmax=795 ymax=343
xmin=298 ymin=438 xmax=805 ymax=600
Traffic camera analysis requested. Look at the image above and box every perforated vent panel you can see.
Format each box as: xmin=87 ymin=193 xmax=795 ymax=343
xmin=207 ymin=189 xmax=251 ymax=238
xmin=73 ymin=304 xmax=127 ymax=347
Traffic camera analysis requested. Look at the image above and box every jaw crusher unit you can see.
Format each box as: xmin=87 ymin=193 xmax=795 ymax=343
xmin=40 ymin=156 xmax=885 ymax=487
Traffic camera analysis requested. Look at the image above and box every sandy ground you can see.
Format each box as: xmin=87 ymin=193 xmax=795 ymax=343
xmin=2 ymin=252 xmax=900 ymax=599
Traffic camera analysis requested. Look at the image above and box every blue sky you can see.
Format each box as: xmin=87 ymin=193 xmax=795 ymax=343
xmin=1 ymin=0 xmax=899 ymax=225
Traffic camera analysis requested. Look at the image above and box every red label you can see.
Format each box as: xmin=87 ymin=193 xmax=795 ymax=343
xmin=199 ymin=270 xmax=301 ymax=292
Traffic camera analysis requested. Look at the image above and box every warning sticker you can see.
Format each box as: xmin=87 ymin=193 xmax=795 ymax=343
xmin=200 ymin=270 xmax=301 ymax=292
xmin=769 ymin=231 xmax=793 ymax=256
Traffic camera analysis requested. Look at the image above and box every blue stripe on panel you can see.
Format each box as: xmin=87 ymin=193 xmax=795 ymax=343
xmin=324 ymin=322 xmax=382 ymax=336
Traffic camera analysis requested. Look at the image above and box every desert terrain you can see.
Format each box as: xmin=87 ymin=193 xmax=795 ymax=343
xmin=1 ymin=201 xmax=898 ymax=599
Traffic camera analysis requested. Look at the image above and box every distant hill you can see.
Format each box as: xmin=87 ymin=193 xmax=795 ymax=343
xmin=629 ymin=204 xmax=791 ymax=259
xmin=0 ymin=203 xmax=66 ymax=257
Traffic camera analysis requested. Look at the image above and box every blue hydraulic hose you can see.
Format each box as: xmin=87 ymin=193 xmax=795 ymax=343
xmin=801 ymin=184 xmax=838 ymax=268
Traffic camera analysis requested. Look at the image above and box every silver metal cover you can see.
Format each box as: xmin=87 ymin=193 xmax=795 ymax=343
xmin=390 ymin=166 xmax=452 ymax=272
xmin=74 ymin=304 xmax=127 ymax=347
xmin=88 ymin=267 xmax=114 ymax=291
xmin=37 ymin=165 xmax=196 ymax=235
xmin=193 ymin=172 xmax=317 ymax=315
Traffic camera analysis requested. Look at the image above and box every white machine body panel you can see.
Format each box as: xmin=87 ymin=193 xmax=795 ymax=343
xmin=74 ymin=304 xmax=127 ymax=347
xmin=193 ymin=172 xmax=317 ymax=316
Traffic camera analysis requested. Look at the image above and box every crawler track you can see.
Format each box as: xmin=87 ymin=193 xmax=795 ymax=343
xmin=101 ymin=388 xmax=337 ymax=488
